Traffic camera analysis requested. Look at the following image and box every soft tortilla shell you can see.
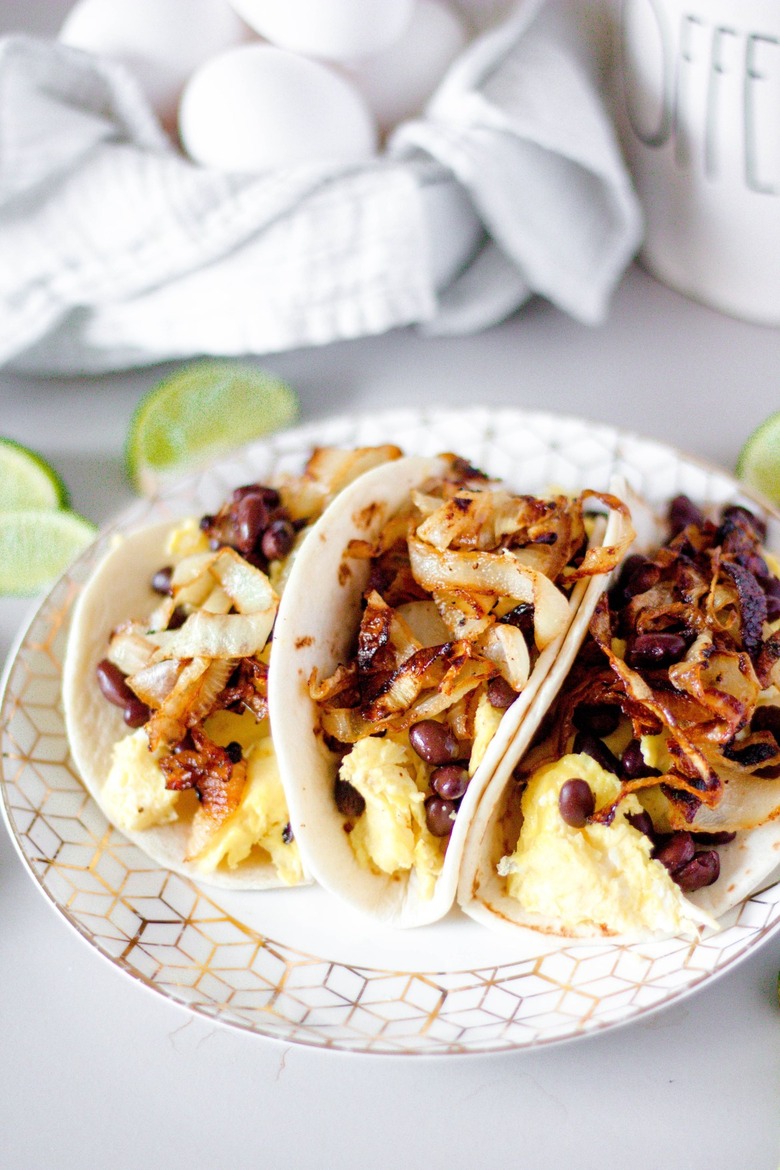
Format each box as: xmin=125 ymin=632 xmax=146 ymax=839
xmin=457 ymin=489 xmax=780 ymax=939
xmin=456 ymin=499 xmax=638 ymax=938
xmin=62 ymin=520 xmax=295 ymax=890
xmin=269 ymin=459 xmax=630 ymax=928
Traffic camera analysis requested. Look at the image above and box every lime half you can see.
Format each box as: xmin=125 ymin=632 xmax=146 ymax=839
xmin=126 ymin=361 xmax=299 ymax=494
xmin=0 ymin=510 xmax=96 ymax=595
xmin=0 ymin=437 xmax=69 ymax=511
xmin=736 ymin=412 xmax=780 ymax=506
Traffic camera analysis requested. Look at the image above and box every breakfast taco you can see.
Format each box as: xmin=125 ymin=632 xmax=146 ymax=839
xmin=458 ymin=493 xmax=780 ymax=941
xmin=62 ymin=444 xmax=404 ymax=889
xmin=269 ymin=453 xmax=634 ymax=926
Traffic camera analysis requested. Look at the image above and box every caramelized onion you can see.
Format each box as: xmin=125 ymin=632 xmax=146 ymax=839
xmin=146 ymin=657 xmax=235 ymax=751
xmin=407 ymin=537 xmax=571 ymax=649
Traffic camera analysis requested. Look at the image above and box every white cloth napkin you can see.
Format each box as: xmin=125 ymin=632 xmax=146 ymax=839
xmin=0 ymin=0 xmax=642 ymax=375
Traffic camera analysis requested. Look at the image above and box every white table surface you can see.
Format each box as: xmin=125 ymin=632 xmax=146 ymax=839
xmin=2 ymin=5 xmax=780 ymax=1170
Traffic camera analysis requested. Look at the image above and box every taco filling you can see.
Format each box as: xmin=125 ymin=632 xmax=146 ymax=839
xmin=308 ymin=457 xmax=631 ymax=897
xmin=492 ymin=494 xmax=780 ymax=937
xmin=87 ymin=444 xmax=402 ymax=883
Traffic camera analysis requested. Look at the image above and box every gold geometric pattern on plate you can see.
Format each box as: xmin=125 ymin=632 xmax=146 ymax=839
xmin=2 ymin=408 xmax=780 ymax=1055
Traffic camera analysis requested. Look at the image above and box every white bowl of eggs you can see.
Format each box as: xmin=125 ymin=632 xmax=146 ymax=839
xmin=59 ymin=0 xmax=480 ymax=157
xmin=2 ymin=0 xmax=636 ymax=372
xmin=57 ymin=0 xmax=497 ymax=292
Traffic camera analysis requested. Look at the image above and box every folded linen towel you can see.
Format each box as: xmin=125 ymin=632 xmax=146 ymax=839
xmin=0 ymin=0 xmax=642 ymax=374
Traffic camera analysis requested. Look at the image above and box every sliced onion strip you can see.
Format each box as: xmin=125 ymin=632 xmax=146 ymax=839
xmin=149 ymin=609 xmax=275 ymax=662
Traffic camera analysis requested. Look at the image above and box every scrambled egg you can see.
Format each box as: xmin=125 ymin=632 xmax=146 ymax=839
xmin=100 ymin=517 xmax=304 ymax=883
xmin=166 ymin=517 xmax=209 ymax=559
xmin=192 ymin=737 xmax=303 ymax=884
xmin=340 ymin=735 xmax=445 ymax=899
xmin=640 ymin=732 xmax=675 ymax=773
xmin=102 ymin=708 xmax=302 ymax=883
xmin=498 ymin=752 xmax=715 ymax=937
xmin=340 ymin=694 xmax=505 ymax=897
xmin=102 ymin=729 xmax=178 ymax=831
xmin=469 ymin=692 xmax=503 ymax=777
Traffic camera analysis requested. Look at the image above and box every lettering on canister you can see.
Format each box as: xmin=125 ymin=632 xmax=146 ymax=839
xmin=620 ymin=0 xmax=780 ymax=193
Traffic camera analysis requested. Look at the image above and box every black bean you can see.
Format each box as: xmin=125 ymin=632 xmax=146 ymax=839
xmin=669 ymin=494 xmax=705 ymax=535
xmin=225 ymin=741 xmax=242 ymax=763
xmin=231 ymin=484 xmax=259 ymax=502
xmin=233 ymin=491 xmax=269 ymax=555
xmin=424 ymin=795 xmax=456 ymax=836
xmin=431 ymin=765 xmax=469 ymax=801
xmin=620 ymin=738 xmax=662 ymax=780
xmin=334 ymin=778 xmax=365 ymax=818
xmin=558 ymin=778 xmax=595 ymax=827
xmin=96 ymin=659 xmax=134 ymax=708
xmin=627 ymin=560 xmax=661 ymax=596
xmin=626 ymin=632 xmax=687 ymax=670
xmin=627 ymin=810 xmax=655 ymax=839
xmin=167 ymin=605 xmax=187 ymax=631
xmin=282 ymin=822 xmax=294 ymax=845
xmin=151 ymin=565 xmax=173 ymax=595
xmin=572 ymin=730 xmax=621 ymax=775
xmin=487 ymin=676 xmax=518 ymax=710
xmin=409 ymin=720 xmax=460 ymax=765
xmin=123 ymin=696 xmax=151 ymax=728
xmin=673 ymin=849 xmax=720 ymax=892
xmin=261 ymin=517 xmax=295 ymax=561
xmin=618 ymin=554 xmax=662 ymax=600
xmin=653 ymin=831 xmax=695 ymax=873
xmin=610 ymin=554 xmax=660 ymax=610
xmin=232 ymin=483 xmax=281 ymax=509
xmin=618 ymin=553 xmax=648 ymax=581
xmin=572 ymin=703 xmax=621 ymax=737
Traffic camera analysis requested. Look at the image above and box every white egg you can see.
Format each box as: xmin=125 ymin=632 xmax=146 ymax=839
xmin=178 ymin=44 xmax=378 ymax=172
xmin=346 ymin=0 xmax=468 ymax=132
xmin=59 ymin=0 xmax=250 ymax=121
xmin=227 ymin=0 xmax=415 ymax=62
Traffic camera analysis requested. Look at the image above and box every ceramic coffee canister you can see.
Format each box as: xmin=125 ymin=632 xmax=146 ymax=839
xmin=616 ymin=0 xmax=780 ymax=323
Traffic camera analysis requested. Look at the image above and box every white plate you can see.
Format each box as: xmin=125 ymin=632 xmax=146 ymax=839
xmin=3 ymin=406 xmax=780 ymax=1055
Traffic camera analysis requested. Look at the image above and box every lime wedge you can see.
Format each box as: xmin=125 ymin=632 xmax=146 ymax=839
xmin=0 ymin=437 xmax=69 ymax=511
xmin=0 ymin=510 xmax=96 ymax=595
xmin=736 ymin=412 xmax=780 ymax=506
xmin=126 ymin=361 xmax=299 ymax=494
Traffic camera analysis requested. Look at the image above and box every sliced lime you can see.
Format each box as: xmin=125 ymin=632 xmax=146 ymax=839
xmin=736 ymin=412 xmax=780 ymax=506
xmin=0 ymin=437 xmax=69 ymax=511
xmin=0 ymin=510 xmax=96 ymax=595
xmin=125 ymin=361 xmax=299 ymax=494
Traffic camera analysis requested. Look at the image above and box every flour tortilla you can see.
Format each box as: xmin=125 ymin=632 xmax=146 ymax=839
xmin=457 ymin=493 xmax=780 ymax=941
xmin=269 ymin=458 xmax=633 ymax=927
xmin=62 ymin=520 xmax=304 ymax=890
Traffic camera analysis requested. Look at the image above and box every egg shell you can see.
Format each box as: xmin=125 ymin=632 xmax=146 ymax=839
xmin=59 ymin=0 xmax=250 ymax=120
xmin=227 ymin=0 xmax=416 ymax=62
xmin=346 ymin=0 xmax=468 ymax=131
xmin=178 ymin=44 xmax=378 ymax=173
